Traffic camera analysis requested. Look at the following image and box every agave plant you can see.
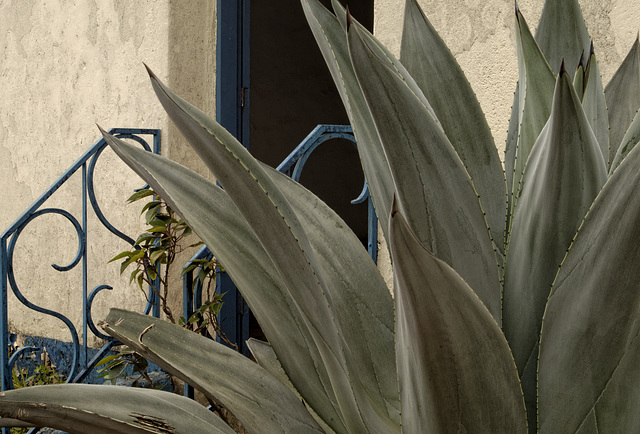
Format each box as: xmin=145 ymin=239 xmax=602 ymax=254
xmin=1 ymin=0 xmax=640 ymax=432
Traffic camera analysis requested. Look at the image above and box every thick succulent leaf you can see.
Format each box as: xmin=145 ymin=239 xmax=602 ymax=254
xmin=400 ymin=0 xmax=506 ymax=255
xmin=264 ymin=167 xmax=400 ymax=430
xmin=534 ymin=0 xmax=592 ymax=74
xmin=347 ymin=20 xmax=502 ymax=321
xmin=573 ymin=58 xmax=585 ymax=95
xmin=330 ymin=0 xmax=440 ymax=124
xmin=104 ymin=129 xmax=400 ymax=432
xmin=145 ymin=69 xmax=392 ymax=432
xmin=301 ymin=0 xmax=394 ymax=240
xmin=503 ymin=68 xmax=607 ymax=431
xmin=605 ymin=37 xmax=640 ymax=165
xmin=145 ymin=68 xmax=343 ymax=361
xmin=0 ymin=384 xmax=234 ymax=434
xmin=511 ymin=7 xmax=556 ymax=215
xmin=389 ymin=205 xmax=527 ymax=433
xmin=102 ymin=309 xmax=324 ymax=434
xmin=505 ymin=83 xmax=520 ymax=235
xmin=246 ymin=339 xmax=338 ymax=434
xmin=581 ymin=48 xmax=609 ymax=163
xmin=102 ymin=133 xmax=347 ymax=433
xmin=610 ymin=108 xmax=640 ymax=172
xmin=538 ymin=133 xmax=640 ymax=433
xmin=246 ymin=339 xmax=295 ymax=396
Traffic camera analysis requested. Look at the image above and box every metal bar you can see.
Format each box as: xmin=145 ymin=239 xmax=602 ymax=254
xmin=82 ymin=164 xmax=88 ymax=369
xmin=0 ymin=128 xmax=161 ymax=393
xmin=0 ymin=237 xmax=9 ymax=392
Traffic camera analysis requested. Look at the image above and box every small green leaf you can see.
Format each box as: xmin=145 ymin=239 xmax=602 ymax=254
xmin=127 ymin=188 xmax=155 ymax=202
xmin=108 ymin=251 xmax=133 ymax=263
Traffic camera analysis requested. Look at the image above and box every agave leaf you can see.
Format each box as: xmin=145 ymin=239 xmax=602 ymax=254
xmin=102 ymin=133 xmax=347 ymax=432
xmin=504 ymin=83 xmax=520 ymax=235
xmin=609 ymin=108 xmax=640 ymax=172
xmin=347 ymin=19 xmax=502 ymax=321
xmin=400 ymin=0 xmax=506 ymax=255
xmin=144 ymin=68 xmax=341 ymax=358
xmin=534 ymin=0 xmax=592 ymax=74
xmin=605 ymin=36 xmax=640 ymax=166
xmin=103 ymin=129 xmax=399 ymax=431
xmin=330 ymin=0 xmax=440 ymax=124
xmin=0 ymin=384 xmax=234 ymax=434
xmin=581 ymin=47 xmax=609 ymax=163
xmin=265 ymin=167 xmax=400 ymax=429
xmin=538 ymin=132 xmax=640 ymax=433
xmin=389 ymin=204 xmax=527 ymax=433
xmin=510 ymin=6 xmax=556 ymax=216
xmin=503 ymin=67 xmax=607 ymax=431
xmin=102 ymin=309 xmax=324 ymax=434
xmin=573 ymin=56 xmax=585 ymax=96
xmin=145 ymin=69 xmax=387 ymax=432
xmin=246 ymin=339 xmax=339 ymax=434
xmin=301 ymin=0 xmax=394 ymax=240
xmin=246 ymin=338 xmax=295 ymax=396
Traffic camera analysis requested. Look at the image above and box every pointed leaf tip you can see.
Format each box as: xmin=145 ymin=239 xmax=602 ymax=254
xmin=143 ymin=63 xmax=157 ymax=79
xmin=560 ymin=58 xmax=567 ymax=75
xmin=345 ymin=4 xmax=353 ymax=30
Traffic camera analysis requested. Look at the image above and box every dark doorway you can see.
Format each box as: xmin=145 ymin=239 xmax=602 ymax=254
xmin=216 ymin=0 xmax=375 ymax=351
xmin=250 ymin=0 xmax=374 ymax=244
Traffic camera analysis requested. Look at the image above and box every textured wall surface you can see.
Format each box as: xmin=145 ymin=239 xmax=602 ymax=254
xmin=0 ymin=0 xmax=171 ymax=343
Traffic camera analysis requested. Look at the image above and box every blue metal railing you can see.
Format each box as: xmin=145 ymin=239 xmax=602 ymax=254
xmin=0 ymin=128 xmax=161 ymax=393
xmin=182 ymin=125 xmax=377 ymax=392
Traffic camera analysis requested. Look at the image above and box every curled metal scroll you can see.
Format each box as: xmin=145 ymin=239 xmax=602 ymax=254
xmin=7 ymin=346 xmax=39 ymax=377
xmin=87 ymin=134 xmax=153 ymax=246
xmin=86 ymin=284 xmax=115 ymax=341
xmin=6 ymin=208 xmax=83 ymax=385
xmin=281 ymin=128 xmax=370 ymax=206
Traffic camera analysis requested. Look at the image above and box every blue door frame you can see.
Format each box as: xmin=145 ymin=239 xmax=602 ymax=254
xmin=215 ymin=0 xmax=251 ymax=354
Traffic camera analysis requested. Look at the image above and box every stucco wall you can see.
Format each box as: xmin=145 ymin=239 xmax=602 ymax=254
xmin=373 ymin=0 xmax=640 ymax=286
xmin=0 ymin=0 xmax=172 ymax=345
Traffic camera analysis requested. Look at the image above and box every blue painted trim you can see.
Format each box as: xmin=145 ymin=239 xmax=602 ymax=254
xmin=215 ymin=0 xmax=251 ymax=362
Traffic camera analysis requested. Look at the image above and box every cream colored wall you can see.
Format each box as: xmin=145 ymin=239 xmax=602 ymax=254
xmin=373 ymin=0 xmax=640 ymax=286
xmin=0 ymin=0 xmax=216 ymax=346
xmin=0 ymin=0 xmax=173 ymax=345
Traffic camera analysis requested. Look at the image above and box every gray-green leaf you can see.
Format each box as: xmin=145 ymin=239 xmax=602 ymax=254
xmin=0 ymin=384 xmax=234 ymax=434
xmin=390 ymin=205 xmax=527 ymax=433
